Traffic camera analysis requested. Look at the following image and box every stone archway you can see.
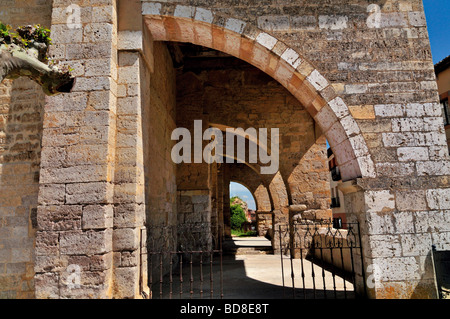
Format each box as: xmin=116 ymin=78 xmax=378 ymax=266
xmin=141 ymin=7 xmax=366 ymax=262
xmin=229 ymin=166 xmax=274 ymax=238
xmin=28 ymin=0 xmax=450 ymax=300
xmin=141 ymin=5 xmax=376 ymax=182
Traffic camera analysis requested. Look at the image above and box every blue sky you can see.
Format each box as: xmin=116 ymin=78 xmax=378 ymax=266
xmin=423 ymin=0 xmax=450 ymax=64
xmin=229 ymin=182 xmax=257 ymax=210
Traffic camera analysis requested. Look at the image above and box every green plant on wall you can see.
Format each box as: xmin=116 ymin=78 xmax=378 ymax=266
xmin=0 ymin=23 xmax=11 ymax=41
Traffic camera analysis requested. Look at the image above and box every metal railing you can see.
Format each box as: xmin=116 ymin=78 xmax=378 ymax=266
xmin=278 ymin=219 xmax=367 ymax=299
xmin=147 ymin=223 xmax=223 ymax=299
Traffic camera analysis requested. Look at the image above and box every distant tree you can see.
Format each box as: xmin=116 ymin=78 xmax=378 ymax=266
xmin=230 ymin=203 xmax=247 ymax=230
xmin=0 ymin=22 xmax=75 ymax=95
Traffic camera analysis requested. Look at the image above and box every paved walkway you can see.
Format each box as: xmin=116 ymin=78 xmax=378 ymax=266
xmin=222 ymin=253 xmax=354 ymax=299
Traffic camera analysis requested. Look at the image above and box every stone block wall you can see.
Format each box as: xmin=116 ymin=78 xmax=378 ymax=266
xmin=34 ymin=0 xmax=119 ymax=299
xmin=0 ymin=78 xmax=45 ymax=298
xmin=177 ymin=191 xmax=210 ymax=225
xmin=0 ymin=0 xmax=449 ymax=299
xmin=138 ymin=0 xmax=449 ymax=298
xmin=256 ymin=213 xmax=273 ymax=237
xmin=144 ymin=41 xmax=177 ymax=228
xmin=0 ymin=0 xmax=52 ymax=299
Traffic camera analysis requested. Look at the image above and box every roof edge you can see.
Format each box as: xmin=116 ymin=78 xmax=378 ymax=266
xmin=435 ymin=55 xmax=450 ymax=74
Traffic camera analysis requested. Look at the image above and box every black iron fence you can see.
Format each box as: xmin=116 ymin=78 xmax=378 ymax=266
xmin=146 ymin=220 xmax=366 ymax=299
xmin=147 ymin=223 xmax=223 ymax=299
xmin=278 ymin=219 xmax=367 ymax=299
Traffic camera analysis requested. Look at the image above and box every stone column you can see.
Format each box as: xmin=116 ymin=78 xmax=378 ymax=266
xmin=338 ymin=180 xmax=367 ymax=298
xmin=341 ymin=178 xmax=449 ymax=299
xmin=256 ymin=210 xmax=272 ymax=237
xmin=35 ymin=0 xmax=118 ymax=299
xmin=112 ymin=48 xmax=146 ymax=299
xmin=222 ymin=166 xmax=232 ymax=238
xmin=112 ymin=1 xmax=155 ymax=297
xmin=209 ymin=162 xmax=219 ymax=241
xmin=216 ymin=163 xmax=224 ymax=239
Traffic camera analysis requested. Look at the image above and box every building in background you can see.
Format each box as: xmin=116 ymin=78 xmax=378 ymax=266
xmin=435 ymin=55 xmax=450 ymax=151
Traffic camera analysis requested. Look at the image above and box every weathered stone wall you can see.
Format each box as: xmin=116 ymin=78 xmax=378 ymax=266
xmin=0 ymin=78 xmax=45 ymax=298
xmin=145 ymin=41 xmax=177 ymax=227
xmin=1 ymin=0 xmax=448 ymax=299
xmin=34 ymin=0 xmax=119 ymax=299
xmin=227 ymin=163 xmax=271 ymax=212
xmin=0 ymin=0 xmax=52 ymax=299
xmin=226 ymin=164 xmax=273 ymax=237
xmin=436 ymin=64 xmax=450 ymax=150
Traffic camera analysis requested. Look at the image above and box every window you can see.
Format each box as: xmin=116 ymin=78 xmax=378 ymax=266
xmin=330 ymin=187 xmax=341 ymax=208
xmin=441 ymin=99 xmax=449 ymax=126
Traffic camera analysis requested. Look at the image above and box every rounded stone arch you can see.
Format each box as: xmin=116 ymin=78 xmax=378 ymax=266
xmin=209 ymin=124 xmax=288 ymax=213
xmin=209 ymin=124 xmax=274 ymax=177
xmin=228 ymin=165 xmax=273 ymax=213
xmin=142 ymin=4 xmax=376 ymax=182
xmin=229 ymin=180 xmax=258 ymax=210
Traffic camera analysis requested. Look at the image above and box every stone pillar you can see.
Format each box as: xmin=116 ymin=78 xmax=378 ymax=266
xmin=35 ymin=0 xmax=118 ymax=299
xmin=216 ymin=163 xmax=225 ymax=239
xmin=222 ymin=166 xmax=231 ymax=238
xmin=112 ymin=1 xmax=155 ymax=298
xmin=209 ymin=162 xmax=219 ymax=240
xmin=256 ymin=210 xmax=273 ymax=237
xmin=341 ymin=178 xmax=449 ymax=299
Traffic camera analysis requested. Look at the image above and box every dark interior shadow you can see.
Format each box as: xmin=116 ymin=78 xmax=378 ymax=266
xmin=429 ymin=246 xmax=450 ymax=299
xmin=411 ymin=247 xmax=450 ymax=299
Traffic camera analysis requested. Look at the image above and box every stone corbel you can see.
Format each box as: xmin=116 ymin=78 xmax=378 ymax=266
xmin=289 ymin=204 xmax=307 ymax=222
xmin=117 ymin=27 xmax=154 ymax=72
xmin=337 ymin=178 xmax=364 ymax=194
